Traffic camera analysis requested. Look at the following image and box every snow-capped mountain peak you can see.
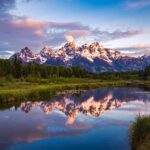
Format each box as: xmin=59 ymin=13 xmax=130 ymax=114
xmin=9 ymin=42 xmax=150 ymax=73
xmin=80 ymin=42 xmax=121 ymax=63
xmin=20 ymin=47 xmax=33 ymax=57
xmin=57 ymin=42 xmax=80 ymax=63
xmin=64 ymin=41 xmax=77 ymax=50
xmin=40 ymin=46 xmax=56 ymax=57
xmin=10 ymin=46 xmax=36 ymax=62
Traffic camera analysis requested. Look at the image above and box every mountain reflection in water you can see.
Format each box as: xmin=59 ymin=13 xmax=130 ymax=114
xmin=20 ymin=88 xmax=150 ymax=123
xmin=0 ymin=88 xmax=150 ymax=150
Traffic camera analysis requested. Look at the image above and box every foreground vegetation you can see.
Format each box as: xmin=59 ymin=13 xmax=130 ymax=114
xmin=0 ymin=58 xmax=150 ymax=104
xmin=130 ymin=116 xmax=150 ymax=150
xmin=0 ymin=77 xmax=128 ymax=103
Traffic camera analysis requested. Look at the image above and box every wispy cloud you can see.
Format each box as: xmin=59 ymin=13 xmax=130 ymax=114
xmin=91 ymin=28 xmax=145 ymax=41
xmin=0 ymin=16 xmax=146 ymax=54
xmin=0 ymin=50 xmax=15 ymax=58
xmin=45 ymin=24 xmax=146 ymax=47
xmin=125 ymin=0 xmax=150 ymax=9
xmin=116 ymin=44 xmax=150 ymax=56
xmin=0 ymin=17 xmax=49 ymax=52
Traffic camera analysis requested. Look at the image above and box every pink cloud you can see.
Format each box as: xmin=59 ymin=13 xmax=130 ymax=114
xmin=0 ymin=16 xmax=147 ymax=58
xmin=0 ymin=17 xmax=91 ymax=53
xmin=65 ymin=29 xmax=91 ymax=38
xmin=0 ymin=17 xmax=49 ymax=52
xmin=9 ymin=17 xmax=49 ymax=38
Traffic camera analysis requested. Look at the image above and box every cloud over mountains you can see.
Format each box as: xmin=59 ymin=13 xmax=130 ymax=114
xmin=0 ymin=0 xmax=149 ymax=58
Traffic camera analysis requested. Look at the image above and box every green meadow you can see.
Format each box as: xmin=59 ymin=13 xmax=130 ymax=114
xmin=0 ymin=76 xmax=150 ymax=103
xmin=0 ymin=77 xmax=127 ymax=102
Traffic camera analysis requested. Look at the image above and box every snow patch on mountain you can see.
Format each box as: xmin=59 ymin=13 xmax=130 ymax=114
xmin=9 ymin=42 xmax=150 ymax=73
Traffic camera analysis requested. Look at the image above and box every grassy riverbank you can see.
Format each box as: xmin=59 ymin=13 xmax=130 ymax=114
xmin=0 ymin=77 xmax=127 ymax=103
xmin=0 ymin=77 xmax=150 ymax=103
xmin=130 ymin=116 xmax=150 ymax=150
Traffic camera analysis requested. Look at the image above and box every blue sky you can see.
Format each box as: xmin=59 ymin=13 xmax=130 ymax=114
xmin=0 ymin=0 xmax=150 ymax=57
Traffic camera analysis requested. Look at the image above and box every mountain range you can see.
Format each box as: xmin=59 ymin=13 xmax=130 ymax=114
xmin=20 ymin=88 xmax=150 ymax=122
xmin=9 ymin=42 xmax=150 ymax=73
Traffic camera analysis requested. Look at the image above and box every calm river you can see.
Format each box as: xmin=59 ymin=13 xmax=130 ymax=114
xmin=0 ymin=88 xmax=150 ymax=150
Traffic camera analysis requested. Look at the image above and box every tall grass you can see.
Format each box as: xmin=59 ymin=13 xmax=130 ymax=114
xmin=0 ymin=77 xmax=149 ymax=103
xmin=129 ymin=115 xmax=150 ymax=150
xmin=0 ymin=78 xmax=129 ymax=103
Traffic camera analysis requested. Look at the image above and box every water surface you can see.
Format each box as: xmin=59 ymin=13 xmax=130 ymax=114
xmin=0 ymin=87 xmax=150 ymax=150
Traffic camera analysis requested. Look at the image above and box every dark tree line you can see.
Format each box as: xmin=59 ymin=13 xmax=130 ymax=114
xmin=0 ymin=58 xmax=150 ymax=80
xmin=0 ymin=59 xmax=95 ymax=79
xmin=143 ymin=65 xmax=150 ymax=80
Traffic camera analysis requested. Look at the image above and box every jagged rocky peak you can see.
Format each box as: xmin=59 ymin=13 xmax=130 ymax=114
xmin=90 ymin=42 xmax=103 ymax=52
xmin=81 ymin=42 xmax=104 ymax=53
xmin=82 ymin=42 xmax=102 ymax=49
xmin=20 ymin=46 xmax=33 ymax=56
xmin=58 ymin=41 xmax=78 ymax=57
xmin=40 ymin=46 xmax=54 ymax=55
xmin=38 ymin=46 xmax=56 ymax=62
xmin=142 ymin=53 xmax=150 ymax=58
xmin=104 ymin=48 xmax=122 ymax=59
xmin=64 ymin=41 xmax=77 ymax=50
xmin=81 ymin=43 xmax=88 ymax=49
xmin=90 ymin=42 xmax=103 ymax=48
xmin=10 ymin=46 xmax=35 ymax=59
xmin=9 ymin=46 xmax=36 ymax=62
